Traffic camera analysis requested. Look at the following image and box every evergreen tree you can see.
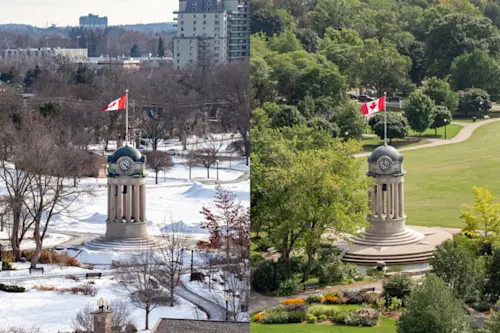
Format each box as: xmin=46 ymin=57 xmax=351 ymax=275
xmin=158 ymin=37 xmax=165 ymax=57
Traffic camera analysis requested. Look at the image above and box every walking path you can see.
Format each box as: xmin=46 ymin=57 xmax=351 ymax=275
xmin=355 ymin=118 xmax=500 ymax=158
xmin=176 ymin=284 xmax=229 ymax=320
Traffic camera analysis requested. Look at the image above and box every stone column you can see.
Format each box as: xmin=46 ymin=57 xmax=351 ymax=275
xmin=377 ymin=183 xmax=383 ymax=218
xmin=126 ymin=186 xmax=132 ymax=223
xmin=371 ymin=186 xmax=376 ymax=216
xmin=116 ymin=185 xmax=122 ymax=222
xmin=133 ymin=185 xmax=139 ymax=222
xmin=141 ymin=184 xmax=146 ymax=222
xmin=92 ymin=311 xmax=113 ymax=333
xmin=386 ymin=183 xmax=392 ymax=220
xmin=394 ymin=182 xmax=399 ymax=219
xmin=400 ymin=181 xmax=405 ymax=217
xmin=110 ymin=185 xmax=116 ymax=221
xmin=107 ymin=186 xmax=111 ymax=219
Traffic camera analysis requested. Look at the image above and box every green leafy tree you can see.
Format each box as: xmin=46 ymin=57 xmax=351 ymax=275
xmin=296 ymin=28 xmax=320 ymax=53
xmin=157 ymin=37 xmax=165 ymax=57
xmin=404 ymin=90 xmax=435 ymax=135
xmin=480 ymin=309 xmax=500 ymax=333
xmin=332 ymin=102 xmax=367 ymax=140
xmin=430 ymin=239 xmax=478 ymax=300
xmin=423 ymin=77 xmax=459 ymax=112
xmin=460 ymin=186 xmax=500 ymax=241
xmin=485 ymin=248 xmax=500 ymax=301
xmin=251 ymin=126 xmax=371 ymax=275
xmin=251 ymin=9 xmax=285 ymax=36
xmin=430 ymin=106 xmax=452 ymax=136
xmin=265 ymin=103 xmax=306 ymax=128
xmin=268 ymin=29 xmax=303 ymax=54
xmin=397 ymin=274 xmax=474 ymax=333
xmin=310 ymin=0 xmax=360 ymax=36
xmin=359 ymin=39 xmax=412 ymax=96
xmin=368 ymin=111 xmax=409 ymax=144
xmin=307 ymin=116 xmax=340 ymax=137
xmin=484 ymin=1 xmax=500 ymax=28
xmin=450 ymin=49 xmax=500 ymax=99
xmin=426 ymin=13 xmax=500 ymax=77
xmin=457 ymin=88 xmax=491 ymax=116
xmin=130 ymin=44 xmax=141 ymax=58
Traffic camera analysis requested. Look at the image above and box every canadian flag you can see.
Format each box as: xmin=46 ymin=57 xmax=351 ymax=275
xmin=361 ymin=96 xmax=385 ymax=116
xmin=100 ymin=95 xmax=127 ymax=112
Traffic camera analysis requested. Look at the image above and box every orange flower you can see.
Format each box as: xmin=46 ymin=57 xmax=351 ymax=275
xmin=341 ymin=297 xmax=348 ymax=304
xmin=280 ymin=298 xmax=305 ymax=305
xmin=253 ymin=313 xmax=262 ymax=322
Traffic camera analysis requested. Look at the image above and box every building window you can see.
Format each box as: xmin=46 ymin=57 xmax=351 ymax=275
xmin=192 ymin=1 xmax=197 ymax=5
xmin=177 ymin=53 xmax=180 ymax=57
xmin=203 ymin=14 xmax=206 ymax=18
xmin=192 ymin=7 xmax=196 ymax=11
xmin=181 ymin=33 xmax=184 ymax=37
xmin=181 ymin=21 xmax=184 ymax=24
xmin=203 ymin=27 xmax=206 ymax=31
xmin=203 ymin=21 xmax=206 ymax=24
xmin=194 ymin=21 xmax=196 ymax=24
xmin=215 ymin=53 xmax=219 ymax=57
xmin=181 ymin=28 xmax=184 ymax=31
xmin=190 ymin=46 xmax=193 ymax=50
xmin=215 ymin=14 xmax=219 ymax=18
xmin=193 ymin=27 xmax=196 ymax=31
xmin=215 ymin=21 xmax=219 ymax=24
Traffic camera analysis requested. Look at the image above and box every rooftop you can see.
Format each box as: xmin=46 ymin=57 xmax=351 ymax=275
xmin=152 ymin=319 xmax=249 ymax=333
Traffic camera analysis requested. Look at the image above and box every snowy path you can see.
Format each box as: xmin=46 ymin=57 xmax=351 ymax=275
xmin=175 ymin=284 xmax=229 ymax=321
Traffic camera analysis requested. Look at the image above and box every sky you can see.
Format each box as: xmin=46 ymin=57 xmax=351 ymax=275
xmin=0 ymin=0 xmax=178 ymax=27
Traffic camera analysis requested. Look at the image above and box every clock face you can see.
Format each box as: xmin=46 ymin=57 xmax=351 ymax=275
xmin=378 ymin=158 xmax=391 ymax=171
xmin=119 ymin=159 xmax=132 ymax=171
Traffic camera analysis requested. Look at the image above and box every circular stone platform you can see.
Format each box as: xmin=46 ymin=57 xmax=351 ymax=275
xmin=337 ymin=226 xmax=453 ymax=265
xmin=84 ymin=236 xmax=164 ymax=252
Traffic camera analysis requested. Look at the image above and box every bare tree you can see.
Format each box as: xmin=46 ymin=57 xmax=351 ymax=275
xmin=72 ymin=300 xmax=136 ymax=333
xmin=144 ymin=150 xmax=173 ymax=184
xmin=172 ymin=104 xmax=200 ymax=151
xmin=140 ymin=108 xmax=170 ymax=151
xmin=155 ymin=222 xmax=189 ymax=306
xmin=115 ymin=249 xmax=168 ymax=330
xmin=194 ymin=134 xmax=222 ymax=178
xmin=214 ymin=61 xmax=250 ymax=165
xmin=183 ymin=150 xmax=198 ymax=180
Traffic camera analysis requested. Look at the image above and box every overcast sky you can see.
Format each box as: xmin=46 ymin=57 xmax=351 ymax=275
xmin=0 ymin=0 xmax=178 ymax=27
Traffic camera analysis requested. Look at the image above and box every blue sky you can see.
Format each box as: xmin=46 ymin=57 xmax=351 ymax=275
xmin=0 ymin=0 xmax=178 ymax=27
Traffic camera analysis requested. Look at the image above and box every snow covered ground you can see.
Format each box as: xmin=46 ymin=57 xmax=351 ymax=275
xmin=0 ymin=275 xmax=207 ymax=333
xmin=0 ymin=232 xmax=71 ymax=250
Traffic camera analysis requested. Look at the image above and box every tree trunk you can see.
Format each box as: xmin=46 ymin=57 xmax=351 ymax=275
xmin=301 ymin=248 xmax=316 ymax=282
xmin=170 ymin=273 xmax=175 ymax=307
xmin=189 ymin=166 xmax=192 ymax=180
xmin=145 ymin=306 xmax=150 ymax=330
xmin=435 ymin=127 xmax=437 ymax=136
xmin=30 ymin=220 xmax=42 ymax=269
xmin=207 ymin=167 xmax=210 ymax=179
xmin=389 ymin=137 xmax=392 ymax=144
xmin=155 ymin=171 xmax=159 ymax=185
xmin=0 ymin=214 xmax=3 ymax=232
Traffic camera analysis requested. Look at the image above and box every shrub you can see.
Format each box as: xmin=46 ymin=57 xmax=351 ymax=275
xmin=277 ymin=278 xmax=297 ymax=296
xmin=473 ymin=300 xmax=490 ymax=312
xmin=251 ymin=260 xmax=287 ymax=294
xmin=1 ymin=259 xmax=13 ymax=271
xmin=2 ymin=251 xmax=15 ymax=263
xmin=287 ymin=311 xmax=307 ymax=323
xmin=362 ymin=292 xmax=378 ymax=304
xmin=22 ymin=250 xmax=80 ymax=267
xmin=250 ymin=252 xmax=265 ymax=267
xmin=318 ymin=260 xmax=343 ymax=284
xmin=82 ymin=282 xmax=98 ymax=296
xmin=344 ymin=308 xmax=379 ymax=327
xmin=343 ymin=291 xmax=364 ymax=304
xmin=290 ymin=255 xmax=308 ymax=274
xmin=389 ymin=297 xmax=403 ymax=311
xmin=306 ymin=295 xmax=322 ymax=304
xmin=322 ymin=295 xmax=339 ymax=304
xmin=261 ymin=308 xmax=289 ymax=324
xmin=308 ymin=305 xmax=337 ymax=319
xmin=333 ymin=311 xmax=348 ymax=324
xmin=383 ymin=274 xmax=412 ymax=299
xmin=375 ymin=297 xmax=386 ymax=311
xmin=307 ymin=314 xmax=318 ymax=323
xmin=325 ymin=290 xmax=344 ymax=298
xmin=34 ymin=285 xmax=57 ymax=291
xmin=283 ymin=303 xmax=308 ymax=312
xmin=125 ymin=324 xmax=138 ymax=333
xmin=190 ymin=272 xmax=205 ymax=282
xmin=0 ymin=283 xmax=25 ymax=293
xmin=318 ymin=314 xmax=327 ymax=322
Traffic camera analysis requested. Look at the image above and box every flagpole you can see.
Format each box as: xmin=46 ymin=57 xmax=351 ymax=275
xmin=125 ymin=89 xmax=129 ymax=145
xmin=383 ymin=91 xmax=387 ymax=146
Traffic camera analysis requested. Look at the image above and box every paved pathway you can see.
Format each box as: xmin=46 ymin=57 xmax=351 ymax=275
xmin=355 ymin=118 xmax=500 ymax=158
xmin=176 ymin=284 xmax=229 ymax=320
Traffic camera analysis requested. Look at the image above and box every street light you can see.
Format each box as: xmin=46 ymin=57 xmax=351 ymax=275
xmin=190 ymin=248 xmax=194 ymax=278
xmin=216 ymin=159 xmax=219 ymax=181
xmin=224 ymin=294 xmax=229 ymax=321
xmin=444 ymin=118 xmax=448 ymax=139
xmin=273 ymin=257 xmax=279 ymax=291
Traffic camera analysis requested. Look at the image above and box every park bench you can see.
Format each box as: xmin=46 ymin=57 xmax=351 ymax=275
xmin=359 ymin=287 xmax=376 ymax=293
xmin=29 ymin=267 xmax=44 ymax=274
xmin=303 ymin=282 xmax=320 ymax=291
xmin=85 ymin=272 xmax=102 ymax=279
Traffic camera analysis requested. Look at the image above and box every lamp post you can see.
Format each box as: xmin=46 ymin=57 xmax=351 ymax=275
xmin=444 ymin=118 xmax=448 ymax=139
xmin=224 ymin=294 xmax=229 ymax=321
xmin=273 ymin=257 xmax=278 ymax=291
xmin=216 ymin=159 xmax=219 ymax=181
xmin=0 ymin=244 xmax=3 ymax=272
xmin=190 ymin=248 xmax=194 ymax=277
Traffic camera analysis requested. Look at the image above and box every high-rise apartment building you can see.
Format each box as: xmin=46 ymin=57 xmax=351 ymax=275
xmin=173 ymin=0 xmax=250 ymax=69
xmin=79 ymin=14 xmax=108 ymax=29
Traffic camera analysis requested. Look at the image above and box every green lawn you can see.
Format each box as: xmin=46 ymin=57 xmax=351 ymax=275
xmin=360 ymin=120 xmax=500 ymax=228
xmin=362 ymin=137 xmax=431 ymax=152
xmin=407 ymin=124 xmax=462 ymax=139
xmin=251 ymin=317 xmax=397 ymax=333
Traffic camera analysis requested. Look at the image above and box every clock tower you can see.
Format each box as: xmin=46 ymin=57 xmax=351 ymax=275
xmin=86 ymin=145 xmax=160 ymax=250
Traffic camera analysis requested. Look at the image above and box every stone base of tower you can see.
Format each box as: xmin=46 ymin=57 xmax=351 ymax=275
xmin=84 ymin=236 xmax=164 ymax=251
xmin=337 ymin=226 xmax=453 ymax=266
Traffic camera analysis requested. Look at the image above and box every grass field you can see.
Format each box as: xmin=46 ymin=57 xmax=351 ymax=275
xmin=362 ymin=120 xmax=500 ymax=228
xmin=251 ymin=317 xmax=397 ymax=333
xmin=407 ymin=124 xmax=462 ymax=139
